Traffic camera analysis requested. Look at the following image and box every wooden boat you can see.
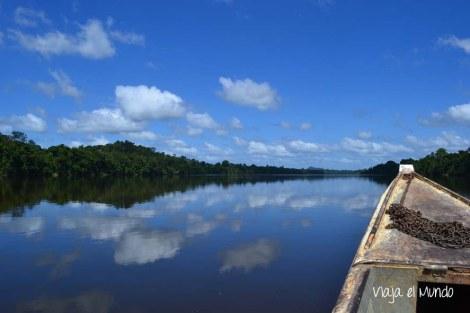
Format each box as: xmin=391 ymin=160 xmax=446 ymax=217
xmin=333 ymin=165 xmax=470 ymax=313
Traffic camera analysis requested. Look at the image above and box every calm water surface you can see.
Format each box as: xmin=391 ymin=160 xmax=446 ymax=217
xmin=0 ymin=176 xmax=390 ymax=313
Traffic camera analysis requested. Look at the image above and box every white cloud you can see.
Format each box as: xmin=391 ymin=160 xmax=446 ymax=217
xmin=300 ymin=122 xmax=312 ymax=130
xmin=220 ymin=239 xmax=280 ymax=272
xmin=125 ymin=130 xmax=158 ymax=141
xmin=341 ymin=137 xmax=412 ymax=155
xmin=187 ymin=127 xmax=203 ymax=136
xmin=230 ymin=117 xmax=243 ymax=129
xmin=68 ymin=137 xmax=112 ymax=147
xmin=166 ymin=139 xmax=197 ymax=156
xmin=448 ymin=103 xmax=470 ymax=123
xmin=357 ymin=131 xmax=372 ymax=139
xmin=0 ymin=113 xmax=47 ymax=133
xmin=110 ymin=30 xmax=145 ymax=45
xmin=406 ymin=131 xmax=470 ymax=151
xmin=89 ymin=136 xmax=109 ymax=146
xmin=288 ymin=140 xmax=328 ymax=153
xmin=36 ymin=70 xmax=82 ymax=100
xmin=218 ymin=77 xmax=279 ymax=110
xmin=10 ymin=19 xmax=115 ymax=59
xmin=114 ymin=230 xmax=184 ymax=265
xmin=204 ymin=142 xmax=233 ymax=155
xmin=14 ymin=7 xmax=51 ymax=27
xmin=438 ymin=35 xmax=470 ymax=54
xmin=116 ymin=85 xmax=185 ymax=120
xmin=186 ymin=112 xmax=219 ymax=130
xmin=69 ymin=140 xmax=83 ymax=148
xmin=58 ymin=108 xmax=142 ymax=133
xmin=247 ymin=141 xmax=291 ymax=157
xmin=421 ymin=103 xmax=470 ymax=126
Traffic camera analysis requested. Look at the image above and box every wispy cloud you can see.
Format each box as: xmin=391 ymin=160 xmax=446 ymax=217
xmin=9 ymin=18 xmax=145 ymax=59
xmin=357 ymin=131 xmax=372 ymax=139
xmin=110 ymin=30 xmax=145 ymax=46
xmin=36 ymin=70 xmax=82 ymax=100
xmin=230 ymin=117 xmax=243 ymax=129
xmin=14 ymin=7 xmax=51 ymax=28
xmin=341 ymin=137 xmax=412 ymax=155
xmin=438 ymin=35 xmax=470 ymax=54
xmin=58 ymin=108 xmax=142 ymax=133
xmin=300 ymin=122 xmax=312 ymax=130
xmin=9 ymin=19 xmax=114 ymax=59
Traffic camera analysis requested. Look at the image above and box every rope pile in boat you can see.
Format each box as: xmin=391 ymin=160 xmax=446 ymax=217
xmin=386 ymin=203 xmax=470 ymax=249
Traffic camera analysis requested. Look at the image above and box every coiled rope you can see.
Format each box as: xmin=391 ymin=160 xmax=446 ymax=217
xmin=386 ymin=203 xmax=470 ymax=249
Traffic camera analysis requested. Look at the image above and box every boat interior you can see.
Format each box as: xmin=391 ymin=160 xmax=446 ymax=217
xmin=333 ymin=166 xmax=470 ymax=313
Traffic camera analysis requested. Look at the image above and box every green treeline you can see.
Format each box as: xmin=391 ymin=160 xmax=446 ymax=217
xmin=2 ymin=131 xmax=468 ymax=181
xmin=362 ymin=148 xmax=470 ymax=181
xmin=0 ymin=131 xmax=343 ymax=178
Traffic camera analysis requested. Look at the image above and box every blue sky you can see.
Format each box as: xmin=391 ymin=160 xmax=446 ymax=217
xmin=1 ymin=0 xmax=470 ymax=169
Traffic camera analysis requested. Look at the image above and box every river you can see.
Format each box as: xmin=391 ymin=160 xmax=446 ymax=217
xmin=0 ymin=176 xmax=394 ymax=312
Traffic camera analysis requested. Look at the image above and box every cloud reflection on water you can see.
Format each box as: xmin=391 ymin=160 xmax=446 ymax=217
xmin=220 ymin=238 xmax=280 ymax=273
xmin=17 ymin=290 xmax=113 ymax=313
xmin=115 ymin=230 xmax=184 ymax=265
xmin=36 ymin=250 xmax=80 ymax=280
xmin=0 ymin=216 xmax=44 ymax=236
xmin=59 ymin=216 xmax=140 ymax=240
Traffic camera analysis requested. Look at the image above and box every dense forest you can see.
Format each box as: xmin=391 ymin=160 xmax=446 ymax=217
xmin=0 ymin=131 xmax=350 ymax=178
xmin=362 ymin=148 xmax=470 ymax=182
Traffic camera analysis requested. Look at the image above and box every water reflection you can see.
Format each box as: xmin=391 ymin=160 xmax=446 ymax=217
xmin=17 ymin=291 xmax=113 ymax=313
xmin=59 ymin=217 xmax=141 ymax=241
xmin=186 ymin=213 xmax=219 ymax=237
xmin=36 ymin=250 xmax=80 ymax=280
xmin=0 ymin=216 xmax=44 ymax=236
xmin=0 ymin=176 xmax=389 ymax=215
xmin=0 ymin=176 xmax=397 ymax=313
xmin=220 ymin=239 xmax=280 ymax=273
xmin=115 ymin=230 xmax=184 ymax=265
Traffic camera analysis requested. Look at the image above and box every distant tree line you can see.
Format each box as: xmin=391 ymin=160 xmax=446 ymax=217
xmin=0 ymin=131 xmax=351 ymax=178
xmin=3 ymin=131 xmax=467 ymax=181
xmin=362 ymin=148 xmax=470 ymax=181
